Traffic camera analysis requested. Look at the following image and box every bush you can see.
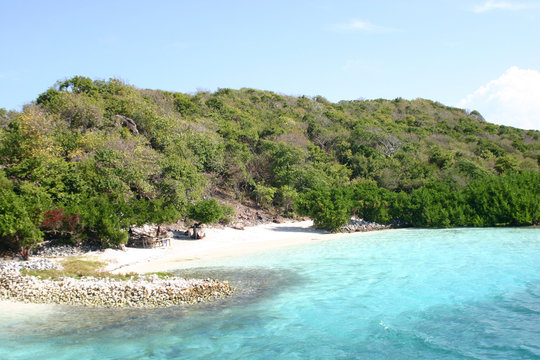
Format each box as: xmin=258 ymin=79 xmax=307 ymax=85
xmin=173 ymin=93 xmax=196 ymax=115
xmin=296 ymin=186 xmax=351 ymax=231
xmin=0 ymin=188 xmax=44 ymax=257
xmin=494 ymin=156 xmax=518 ymax=174
xmin=75 ymin=195 xmax=131 ymax=247
xmin=428 ymin=147 xmax=454 ymax=169
xmin=350 ymin=181 xmax=395 ymax=224
xmin=253 ymin=182 xmax=277 ymax=209
xmin=188 ymin=199 xmax=226 ymax=224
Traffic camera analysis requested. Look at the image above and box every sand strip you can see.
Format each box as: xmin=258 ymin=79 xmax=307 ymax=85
xmin=98 ymin=220 xmax=352 ymax=274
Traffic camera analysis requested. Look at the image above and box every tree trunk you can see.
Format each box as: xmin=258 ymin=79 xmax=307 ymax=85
xmin=20 ymin=247 xmax=30 ymax=261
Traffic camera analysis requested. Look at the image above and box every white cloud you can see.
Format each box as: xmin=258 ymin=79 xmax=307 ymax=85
xmin=343 ymin=19 xmax=377 ymax=31
xmin=330 ymin=19 xmax=394 ymax=33
xmin=472 ymin=1 xmax=540 ymax=13
xmin=458 ymin=66 xmax=540 ymax=131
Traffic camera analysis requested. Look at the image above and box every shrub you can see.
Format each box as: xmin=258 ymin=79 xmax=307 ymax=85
xmin=188 ymin=199 xmax=225 ymax=224
xmin=0 ymin=188 xmax=44 ymax=258
xmin=296 ymin=186 xmax=351 ymax=231
xmin=173 ymin=93 xmax=196 ymax=115
xmin=253 ymin=182 xmax=277 ymax=209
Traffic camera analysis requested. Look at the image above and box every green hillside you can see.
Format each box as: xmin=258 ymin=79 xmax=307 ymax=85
xmin=1 ymin=77 xmax=539 ymax=252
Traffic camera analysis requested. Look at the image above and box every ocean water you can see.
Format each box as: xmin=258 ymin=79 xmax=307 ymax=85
xmin=1 ymin=228 xmax=539 ymax=359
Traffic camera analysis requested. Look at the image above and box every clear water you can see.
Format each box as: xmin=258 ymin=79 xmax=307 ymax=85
xmin=1 ymin=228 xmax=539 ymax=359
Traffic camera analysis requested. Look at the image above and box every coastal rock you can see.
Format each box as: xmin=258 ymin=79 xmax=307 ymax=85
xmin=0 ymin=258 xmax=62 ymax=273
xmin=32 ymin=243 xmax=100 ymax=258
xmin=339 ymin=217 xmax=392 ymax=233
xmin=0 ymin=266 xmax=234 ymax=308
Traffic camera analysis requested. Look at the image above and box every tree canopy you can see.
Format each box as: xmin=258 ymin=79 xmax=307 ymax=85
xmin=1 ymin=76 xmax=538 ymax=251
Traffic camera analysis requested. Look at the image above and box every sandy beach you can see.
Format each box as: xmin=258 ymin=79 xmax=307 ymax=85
xmin=1 ymin=220 xmax=363 ymax=309
xmin=98 ymin=220 xmax=351 ymax=274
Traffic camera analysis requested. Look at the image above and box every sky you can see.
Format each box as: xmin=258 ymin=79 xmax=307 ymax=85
xmin=1 ymin=0 xmax=539 ymax=130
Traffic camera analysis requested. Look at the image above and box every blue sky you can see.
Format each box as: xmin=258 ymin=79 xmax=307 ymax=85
xmin=1 ymin=0 xmax=539 ymax=130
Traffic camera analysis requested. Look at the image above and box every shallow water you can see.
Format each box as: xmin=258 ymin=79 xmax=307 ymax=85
xmin=1 ymin=228 xmax=539 ymax=359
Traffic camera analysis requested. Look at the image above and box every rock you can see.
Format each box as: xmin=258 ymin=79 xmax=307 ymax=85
xmin=32 ymin=243 xmax=99 ymax=257
xmin=338 ymin=217 xmax=392 ymax=233
xmin=115 ymin=114 xmax=139 ymax=135
xmin=0 ymin=258 xmax=62 ymax=273
xmin=0 ymin=264 xmax=234 ymax=308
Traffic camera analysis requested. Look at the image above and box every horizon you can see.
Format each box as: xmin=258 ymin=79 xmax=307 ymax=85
xmin=1 ymin=0 xmax=539 ymax=130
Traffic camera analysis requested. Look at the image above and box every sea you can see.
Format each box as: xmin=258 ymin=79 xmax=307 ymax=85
xmin=0 ymin=228 xmax=539 ymax=359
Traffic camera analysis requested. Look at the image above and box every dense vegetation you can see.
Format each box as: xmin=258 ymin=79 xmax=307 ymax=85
xmin=1 ymin=77 xmax=539 ymax=254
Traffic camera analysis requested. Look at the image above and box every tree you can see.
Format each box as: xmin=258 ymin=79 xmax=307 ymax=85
xmin=74 ymin=195 xmax=131 ymax=247
xmin=276 ymin=185 xmax=298 ymax=214
xmin=428 ymin=146 xmax=454 ymax=169
xmin=350 ymin=181 xmax=395 ymax=224
xmin=295 ymin=186 xmax=351 ymax=231
xmin=131 ymin=198 xmax=181 ymax=237
xmin=253 ymin=182 xmax=277 ymax=209
xmin=404 ymin=183 xmax=465 ymax=227
xmin=495 ymin=156 xmax=518 ymax=174
xmin=0 ymin=187 xmax=44 ymax=259
xmin=173 ymin=93 xmax=196 ymax=115
xmin=465 ymin=171 xmax=540 ymax=226
xmin=188 ymin=199 xmax=225 ymax=225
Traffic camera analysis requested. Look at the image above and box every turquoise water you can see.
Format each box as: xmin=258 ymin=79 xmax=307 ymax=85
xmin=1 ymin=228 xmax=539 ymax=359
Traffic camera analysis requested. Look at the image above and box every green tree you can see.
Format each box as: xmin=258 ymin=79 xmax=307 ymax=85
xmin=494 ymin=156 xmax=518 ymax=174
xmin=188 ymin=199 xmax=226 ymax=225
xmin=403 ymin=183 xmax=467 ymax=227
xmin=74 ymin=195 xmax=131 ymax=247
xmin=296 ymin=186 xmax=351 ymax=231
xmin=0 ymin=186 xmax=45 ymax=259
xmin=253 ymin=182 xmax=277 ymax=209
xmin=465 ymin=171 xmax=540 ymax=226
xmin=428 ymin=146 xmax=454 ymax=169
xmin=350 ymin=181 xmax=395 ymax=224
xmin=276 ymin=185 xmax=298 ymax=214
xmin=173 ymin=93 xmax=196 ymax=115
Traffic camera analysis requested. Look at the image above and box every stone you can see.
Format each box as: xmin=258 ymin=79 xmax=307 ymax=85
xmin=0 ymin=260 xmax=234 ymax=308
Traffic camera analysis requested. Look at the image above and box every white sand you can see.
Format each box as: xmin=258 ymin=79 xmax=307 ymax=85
xmin=0 ymin=221 xmax=366 ymax=311
xmin=97 ymin=220 xmax=352 ymax=274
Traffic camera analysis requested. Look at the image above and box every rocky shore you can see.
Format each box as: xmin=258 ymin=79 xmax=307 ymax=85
xmin=339 ymin=217 xmax=393 ymax=233
xmin=32 ymin=242 xmax=100 ymax=257
xmin=0 ymin=259 xmax=234 ymax=308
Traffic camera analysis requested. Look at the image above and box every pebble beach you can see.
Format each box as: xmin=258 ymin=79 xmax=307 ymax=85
xmin=0 ymin=258 xmax=234 ymax=308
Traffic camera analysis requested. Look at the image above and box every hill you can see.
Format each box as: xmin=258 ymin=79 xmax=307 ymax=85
xmin=1 ymin=76 xmax=539 ymax=253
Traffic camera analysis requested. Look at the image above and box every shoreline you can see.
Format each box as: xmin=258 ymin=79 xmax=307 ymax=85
xmin=0 ymin=220 xmax=390 ymax=309
xmin=0 ymin=271 xmax=234 ymax=308
xmin=99 ymin=220 xmax=356 ymax=274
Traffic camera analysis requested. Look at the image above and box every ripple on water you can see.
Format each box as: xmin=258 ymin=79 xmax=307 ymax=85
xmin=0 ymin=228 xmax=539 ymax=360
